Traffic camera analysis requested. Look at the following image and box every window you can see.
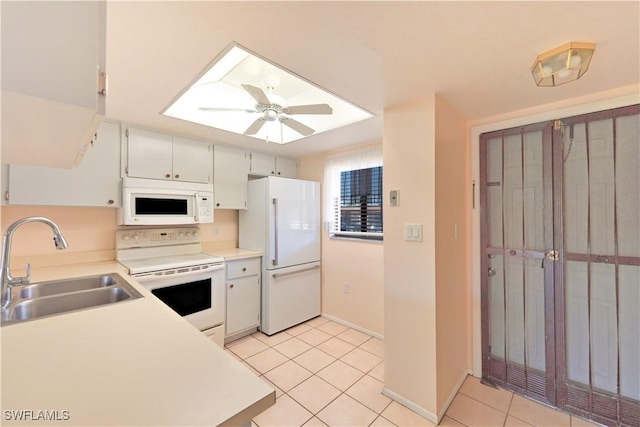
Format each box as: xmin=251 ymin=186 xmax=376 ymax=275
xmin=338 ymin=166 xmax=383 ymax=234
xmin=324 ymin=147 xmax=383 ymax=240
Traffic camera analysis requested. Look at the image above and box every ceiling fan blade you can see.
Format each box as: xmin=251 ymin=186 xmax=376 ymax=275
xmin=244 ymin=117 xmax=266 ymax=135
xmin=241 ymin=84 xmax=270 ymax=105
xmin=199 ymin=107 xmax=257 ymax=113
xmin=284 ymin=104 xmax=333 ymax=115
xmin=281 ymin=117 xmax=315 ymax=136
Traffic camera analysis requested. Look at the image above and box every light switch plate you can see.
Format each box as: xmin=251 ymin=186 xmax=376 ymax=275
xmin=404 ymin=223 xmax=422 ymax=242
xmin=389 ymin=190 xmax=399 ymax=206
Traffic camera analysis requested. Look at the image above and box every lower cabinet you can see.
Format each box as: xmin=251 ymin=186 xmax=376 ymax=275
xmin=225 ymin=257 xmax=261 ymax=342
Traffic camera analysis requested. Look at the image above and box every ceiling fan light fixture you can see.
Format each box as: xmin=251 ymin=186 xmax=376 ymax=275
xmin=531 ymin=41 xmax=595 ymax=87
xmin=162 ymin=42 xmax=373 ymax=144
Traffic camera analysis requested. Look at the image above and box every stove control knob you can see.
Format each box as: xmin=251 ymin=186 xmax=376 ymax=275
xmin=122 ymin=235 xmax=130 ymax=241
xmin=178 ymin=232 xmax=185 ymax=238
xmin=133 ymin=234 xmax=139 ymax=241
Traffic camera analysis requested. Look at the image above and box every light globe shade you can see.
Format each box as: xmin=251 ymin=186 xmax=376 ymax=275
xmin=531 ymin=42 xmax=595 ymax=87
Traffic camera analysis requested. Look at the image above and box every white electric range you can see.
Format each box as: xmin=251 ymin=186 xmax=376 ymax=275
xmin=116 ymin=227 xmax=226 ymax=347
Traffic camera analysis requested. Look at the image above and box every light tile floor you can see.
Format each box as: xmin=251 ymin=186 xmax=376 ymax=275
xmin=225 ymin=317 xmax=601 ymax=427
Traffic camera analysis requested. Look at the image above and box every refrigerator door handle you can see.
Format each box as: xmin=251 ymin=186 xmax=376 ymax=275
xmin=272 ymin=264 xmax=320 ymax=279
xmin=272 ymin=198 xmax=279 ymax=266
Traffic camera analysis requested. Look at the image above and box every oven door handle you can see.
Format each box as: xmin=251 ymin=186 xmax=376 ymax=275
xmin=132 ymin=263 xmax=225 ymax=284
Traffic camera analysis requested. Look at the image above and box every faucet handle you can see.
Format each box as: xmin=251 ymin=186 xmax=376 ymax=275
xmin=21 ymin=263 xmax=31 ymax=285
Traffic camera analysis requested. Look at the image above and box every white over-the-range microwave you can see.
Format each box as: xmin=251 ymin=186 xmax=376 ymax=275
xmin=118 ymin=177 xmax=214 ymax=226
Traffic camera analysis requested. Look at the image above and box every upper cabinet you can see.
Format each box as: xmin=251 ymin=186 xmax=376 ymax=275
xmin=249 ymin=153 xmax=297 ymax=178
xmin=1 ymin=1 xmax=107 ymax=168
xmin=125 ymin=128 xmax=212 ymax=184
xmin=213 ymin=146 xmax=249 ymax=210
xmin=2 ymin=121 xmax=121 ymax=208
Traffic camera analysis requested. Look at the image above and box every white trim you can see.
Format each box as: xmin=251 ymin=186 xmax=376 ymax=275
xmin=320 ymin=313 xmax=384 ymax=340
xmin=381 ymin=388 xmax=438 ymax=424
xmin=437 ymin=370 xmax=472 ymax=420
xmin=470 ymin=91 xmax=639 ymax=377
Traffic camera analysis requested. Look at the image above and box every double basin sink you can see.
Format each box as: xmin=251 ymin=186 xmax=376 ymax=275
xmin=1 ymin=273 xmax=144 ymax=326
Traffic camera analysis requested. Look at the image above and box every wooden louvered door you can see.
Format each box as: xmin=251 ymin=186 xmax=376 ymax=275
xmin=480 ymin=105 xmax=640 ymax=427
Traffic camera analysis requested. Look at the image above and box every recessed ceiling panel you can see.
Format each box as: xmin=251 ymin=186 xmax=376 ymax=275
xmin=162 ymin=42 xmax=373 ymax=144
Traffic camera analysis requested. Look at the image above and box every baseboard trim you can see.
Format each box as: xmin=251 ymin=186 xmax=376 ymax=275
xmin=381 ymin=388 xmax=438 ymax=424
xmin=437 ymin=369 xmax=472 ymax=420
xmin=320 ymin=313 xmax=384 ymax=340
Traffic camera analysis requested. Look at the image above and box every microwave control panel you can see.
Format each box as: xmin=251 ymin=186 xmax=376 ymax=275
xmin=115 ymin=227 xmax=201 ymax=249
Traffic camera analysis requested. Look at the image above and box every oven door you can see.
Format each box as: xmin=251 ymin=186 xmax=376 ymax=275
xmin=133 ymin=264 xmax=225 ymax=331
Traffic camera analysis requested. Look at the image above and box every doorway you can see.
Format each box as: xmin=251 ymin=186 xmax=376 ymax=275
xmin=479 ymin=105 xmax=639 ymax=426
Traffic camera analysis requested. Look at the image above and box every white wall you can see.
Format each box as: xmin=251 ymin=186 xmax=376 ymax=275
xmin=298 ymin=144 xmax=385 ymax=337
xmin=383 ymin=96 xmax=439 ymax=418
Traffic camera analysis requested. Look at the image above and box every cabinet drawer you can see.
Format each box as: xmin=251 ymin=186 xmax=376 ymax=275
xmin=226 ymin=258 xmax=260 ymax=279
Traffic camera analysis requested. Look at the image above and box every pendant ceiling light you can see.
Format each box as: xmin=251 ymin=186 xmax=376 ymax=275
xmin=531 ymin=42 xmax=596 ymax=87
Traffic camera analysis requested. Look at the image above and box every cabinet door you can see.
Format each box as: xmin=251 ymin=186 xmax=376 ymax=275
xmin=214 ymin=146 xmax=248 ymax=209
xmin=276 ymin=157 xmax=298 ymax=178
xmin=226 ymin=275 xmax=260 ymax=336
xmin=5 ymin=121 xmax=121 ymax=207
xmin=249 ymin=152 xmax=276 ymax=176
xmin=1 ymin=1 xmax=106 ymax=168
xmin=127 ymin=128 xmax=173 ymax=180
xmin=172 ymin=137 xmax=212 ymax=184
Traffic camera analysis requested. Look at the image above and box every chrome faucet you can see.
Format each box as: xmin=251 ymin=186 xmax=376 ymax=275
xmin=1 ymin=217 xmax=68 ymax=309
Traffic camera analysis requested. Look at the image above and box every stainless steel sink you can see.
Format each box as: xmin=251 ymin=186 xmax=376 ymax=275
xmin=1 ymin=273 xmax=143 ymax=325
xmin=19 ymin=274 xmax=119 ymax=298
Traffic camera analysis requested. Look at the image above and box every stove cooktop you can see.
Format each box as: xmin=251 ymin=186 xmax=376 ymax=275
xmin=120 ymin=252 xmax=224 ymax=275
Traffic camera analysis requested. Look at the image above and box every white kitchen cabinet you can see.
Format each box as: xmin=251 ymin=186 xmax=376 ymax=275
xmin=1 ymin=1 xmax=106 ymax=169
xmin=249 ymin=153 xmax=298 ymax=178
xmin=125 ymin=127 xmax=212 ymax=184
xmin=225 ymin=257 xmax=261 ymax=341
xmin=275 ymin=157 xmax=298 ymax=178
xmin=213 ymin=146 xmax=249 ymax=210
xmin=2 ymin=121 xmax=121 ymax=207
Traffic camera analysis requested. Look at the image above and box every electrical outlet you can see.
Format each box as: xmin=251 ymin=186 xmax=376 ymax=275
xmin=213 ymin=226 xmax=220 ymax=236
xmin=343 ymin=283 xmax=350 ymax=294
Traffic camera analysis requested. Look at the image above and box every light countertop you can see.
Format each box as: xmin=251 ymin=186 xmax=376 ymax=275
xmin=204 ymin=247 xmax=263 ymax=261
xmin=1 ymin=261 xmax=274 ymax=426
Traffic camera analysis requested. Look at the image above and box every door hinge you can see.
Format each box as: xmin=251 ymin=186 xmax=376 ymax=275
xmin=98 ymin=70 xmax=108 ymax=96
xmin=125 ymin=128 xmax=129 ymax=138
xmin=553 ymin=120 xmax=564 ymax=131
xmin=4 ymin=191 xmax=10 ymax=202
xmin=472 ymin=180 xmax=476 ymax=209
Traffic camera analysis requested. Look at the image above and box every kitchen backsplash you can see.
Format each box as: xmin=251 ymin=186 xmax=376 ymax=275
xmin=1 ymin=206 xmax=238 ymax=268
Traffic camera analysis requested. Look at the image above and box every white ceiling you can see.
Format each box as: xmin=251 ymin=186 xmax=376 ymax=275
xmin=106 ymin=1 xmax=640 ymax=158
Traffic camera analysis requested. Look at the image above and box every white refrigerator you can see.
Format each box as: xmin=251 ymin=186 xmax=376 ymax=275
xmin=239 ymin=176 xmax=321 ymax=335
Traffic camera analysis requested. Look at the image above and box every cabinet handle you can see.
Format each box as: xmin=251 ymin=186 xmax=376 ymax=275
xmin=229 ymin=284 xmax=234 ymax=289
xmin=216 ymin=203 xmax=220 ymax=207
xmin=107 ymin=199 xmax=114 ymax=205
xmin=165 ymin=173 xmax=171 ymax=178
xmin=242 ymin=267 xmax=247 ymax=272
xmin=175 ymin=174 xmax=180 ymax=179
xmin=277 ymin=172 xmax=281 ymax=175
xmin=271 ymin=171 xmax=275 ymax=175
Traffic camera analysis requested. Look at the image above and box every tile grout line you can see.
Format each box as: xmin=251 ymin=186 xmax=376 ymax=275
xmin=231 ymin=320 xmax=389 ymax=427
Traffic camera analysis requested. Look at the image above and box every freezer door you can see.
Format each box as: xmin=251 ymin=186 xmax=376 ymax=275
xmin=268 ymin=178 xmax=320 ymax=268
xmin=261 ymin=262 xmax=321 ymax=335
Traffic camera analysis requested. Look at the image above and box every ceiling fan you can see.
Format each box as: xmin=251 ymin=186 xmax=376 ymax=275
xmin=199 ymin=84 xmax=333 ymax=140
